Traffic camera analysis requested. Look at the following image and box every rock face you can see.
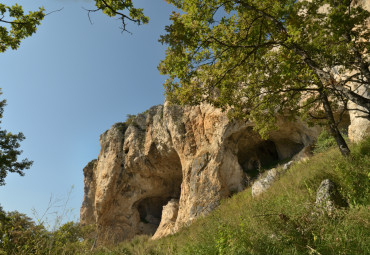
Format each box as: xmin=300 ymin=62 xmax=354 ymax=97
xmin=251 ymin=168 xmax=281 ymax=198
xmin=152 ymin=199 xmax=179 ymax=240
xmin=81 ymin=103 xmax=322 ymax=244
xmin=348 ymin=84 xmax=370 ymax=142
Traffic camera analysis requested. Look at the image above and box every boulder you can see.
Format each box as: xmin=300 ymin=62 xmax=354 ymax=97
xmin=315 ymin=179 xmax=347 ymax=215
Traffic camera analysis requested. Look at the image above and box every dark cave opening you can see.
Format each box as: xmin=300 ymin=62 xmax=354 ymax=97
xmin=237 ymin=140 xmax=280 ymax=179
xmin=137 ymin=197 xmax=171 ymax=226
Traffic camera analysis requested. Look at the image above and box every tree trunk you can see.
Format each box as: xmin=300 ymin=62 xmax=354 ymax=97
xmin=320 ymin=90 xmax=351 ymax=156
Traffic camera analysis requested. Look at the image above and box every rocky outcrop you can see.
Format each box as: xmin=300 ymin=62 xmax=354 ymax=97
xmin=80 ymin=159 xmax=97 ymax=226
xmin=152 ymin=199 xmax=179 ymax=240
xmin=81 ymin=103 xmax=322 ymax=244
xmin=315 ymin=179 xmax=347 ymax=215
xmin=251 ymin=161 xmax=293 ymax=197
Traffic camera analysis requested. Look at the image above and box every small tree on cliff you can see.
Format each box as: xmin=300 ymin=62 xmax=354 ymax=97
xmin=92 ymin=0 xmax=370 ymax=156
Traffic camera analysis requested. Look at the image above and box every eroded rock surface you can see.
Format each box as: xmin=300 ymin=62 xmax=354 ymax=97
xmin=81 ymin=103 xmax=323 ymax=244
xmin=152 ymin=199 xmax=179 ymax=240
xmin=251 ymin=160 xmax=294 ymax=197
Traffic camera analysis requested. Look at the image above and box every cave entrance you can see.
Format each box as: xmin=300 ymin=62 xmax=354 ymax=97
xmin=138 ymin=197 xmax=170 ymax=226
xmin=237 ymin=140 xmax=280 ymax=179
xmin=136 ymin=150 xmax=182 ymax=236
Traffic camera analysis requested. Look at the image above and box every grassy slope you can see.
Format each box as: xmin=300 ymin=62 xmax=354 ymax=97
xmin=97 ymin=138 xmax=370 ymax=255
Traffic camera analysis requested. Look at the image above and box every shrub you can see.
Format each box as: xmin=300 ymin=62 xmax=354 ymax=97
xmin=0 ymin=211 xmax=94 ymax=254
xmin=313 ymin=129 xmax=337 ymax=153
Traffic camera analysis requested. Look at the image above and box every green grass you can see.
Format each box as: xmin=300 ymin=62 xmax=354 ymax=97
xmin=1 ymin=137 xmax=369 ymax=254
xmin=98 ymin=137 xmax=370 ymax=255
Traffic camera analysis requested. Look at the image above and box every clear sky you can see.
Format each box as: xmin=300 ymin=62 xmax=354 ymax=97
xmin=0 ymin=0 xmax=177 ymax=227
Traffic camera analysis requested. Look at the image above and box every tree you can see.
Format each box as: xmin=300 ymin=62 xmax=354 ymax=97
xmin=0 ymin=3 xmax=43 ymax=184
xmin=0 ymin=3 xmax=45 ymax=53
xmin=0 ymin=90 xmax=33 ymax=186
xmin=94 ymin=0 xmax=369 ymax=156
xmin=157 ymin=0 xmax=369 ymax=156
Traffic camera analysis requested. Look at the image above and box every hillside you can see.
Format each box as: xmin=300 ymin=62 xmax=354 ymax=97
xmin=93 ymin=136 xmax=370 ymax=255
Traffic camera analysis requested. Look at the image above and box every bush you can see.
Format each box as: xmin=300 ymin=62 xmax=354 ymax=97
xmin=313 ymin=129 xmax=338 ymax=153
xmin=0 ymin=211 xmax=48 ymax=255
xmin=0 ymin=210 xmax=94 ymax=255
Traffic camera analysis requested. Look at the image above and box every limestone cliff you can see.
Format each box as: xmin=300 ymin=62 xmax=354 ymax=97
xmin=81 ymin=103 xmax=324 ymax=244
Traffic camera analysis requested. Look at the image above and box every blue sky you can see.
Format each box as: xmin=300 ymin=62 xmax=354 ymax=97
xmin=0 ymin=0 xmax=177 ymax=226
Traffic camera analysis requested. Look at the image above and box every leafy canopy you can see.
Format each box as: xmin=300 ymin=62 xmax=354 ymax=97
xmin=89 ymin=0 xmax=149 ymax=33
xmin=89 ymin=0 xmax=369 ymax=156
xmin=0 ymin=3 xmax=44 ymax=53
xmin=158 ymin=0 xmax=370 ymax=137
xmin=2 ymin=0 xmax=367 ymax=156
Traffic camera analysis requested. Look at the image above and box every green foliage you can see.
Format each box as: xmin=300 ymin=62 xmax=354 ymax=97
xmin=0 ymin=90 xmax=33 ymax=186
xmin=0 ymin=211 xmax=48 ymax=255
xmin=93 ymin=0 xmax=148 ymax=32
xmin=0 ymin=187 xmax=96 ymax=255
xmin=0 ymin=2 xmax=41 ymax=183
xmin=156 ymin=0 xmax=369 ymax=142
xmin=0 ymin=210 xmax=94 ymax=255
xmin=0 ymin=3 xmax=45 ymax=52
xmin=124 ymin=114 xmax=137 ymax=126
xmin=49 ymin=222 xmax=94 ymax=255
xmin=314 ymin=129 xmax=342 ymax=154
xmin=331 ymin=137 xmax=370 ymax=206
xmin=315 ymin=129 xmax=338 ymax=153
xmin=93 ymin=0 xmax=368 ymax=154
